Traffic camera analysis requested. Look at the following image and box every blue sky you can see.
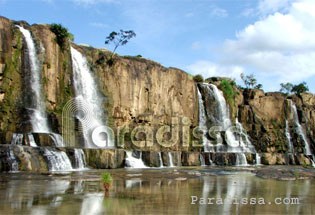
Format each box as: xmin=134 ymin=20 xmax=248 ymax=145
xmin=1 ymin=0 xmax=315 ymax=92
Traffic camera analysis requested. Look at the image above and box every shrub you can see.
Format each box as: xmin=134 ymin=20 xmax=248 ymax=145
xmin=219 ymin=80 xmax=236 ymax=108
xmin=101 ymin=172 xmax=113 ymax=184
xmin=49 ymin=23 xmax=74 ymax=49
xmin=193 ymin=74 xmax=204 ymax=83
xmin=291 ymin=82 xmax=309 ymax=95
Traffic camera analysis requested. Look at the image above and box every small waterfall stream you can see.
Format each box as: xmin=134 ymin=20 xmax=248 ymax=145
xmin=197 ymin=87 xmax=214 ymax=152
xmin=285 ymin=120 xmax=294 ymax=153
xmin=43 ymin=149 xmax=73 ymax=171
xmin=168 ymin=152 xmax=174 ymax=167
xmin=235 ymin=153 xmax=248 ymax=166
xmin=158 ymin=152 xmax=164 ymax=167
xmin=125 ymin=151 xmax=148 ymax=168
xmin=291 ymin=104 xmax=312 ymax=155
xmin=71 ymin=47 xmax=113 ymax=148
xmin=255 ymin=153 xmax=261 ymax=165
xmin=17 ymin=26 xmax=50 ymax=133
xmin=74 ymin=149 xmax=86 ymax=169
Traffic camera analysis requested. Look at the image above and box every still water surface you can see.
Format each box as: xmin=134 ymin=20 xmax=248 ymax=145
xmin=0 ymin=168 xmax=314 ymax=214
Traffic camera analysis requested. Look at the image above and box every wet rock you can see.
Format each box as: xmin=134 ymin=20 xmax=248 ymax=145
xmin=181 ymin=152 xmax=200 ymax=166
xmin=142 ymin=151 xmax=162 ymax=167
xmin=295 ymin=154 xmax=311 ymax=166
xmin=83 ymin=148 xmax=125 ymax=169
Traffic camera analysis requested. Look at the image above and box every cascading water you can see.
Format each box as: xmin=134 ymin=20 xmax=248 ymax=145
xmin=11 ymin=134 xmax=23 ymax=145
xmin=6 ymin=149 xmax=19 ymax=172
xmin=43 ymin=149 xmax=73 ymax=171
xmin=197 ymin=87 xmax=214 ymax=152
xmin=158 ymin=152 xmax=164 ymax=167
xmin=199 ymin=84 xmax=254 ymax=165
xmin=255 ymin=153 xmax=261 ymax=165
xmin=70 ymin=47 xmax=113 ymax=148
xmin=168 ymin=152 xmax=174 ymax=167
xmin=235 ymin=153 xmax=248 ymax=166
xmin=199 ymin=154 xmax=206 ymax=166
xmin=28 ymin=134 xmax=38 ymax=147
xmin=285 ymin=120 xmax=294 ymax=153
xmin=74 ymin=149 xmax=86 ymax=169
xmin=291 ymin=104 xmax=312 ymax=155
xmin=125 ymin=151 xmax=148 ymax=168
xmin=17 ymin=26 xmax=50 ymax=133
xmin=17 ymin=26 xmax=65 ymax=150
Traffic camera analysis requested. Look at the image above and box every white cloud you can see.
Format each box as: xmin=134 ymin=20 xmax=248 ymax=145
xmin=210 ymin=6 xmax=228 ymax=18
xmin=222 ymin=0 xmax=315 ymax=83
xmin=186 ymin=60 xmax=244 ymax=81
xmin=258 ymin=0 xmax=295 ymax=15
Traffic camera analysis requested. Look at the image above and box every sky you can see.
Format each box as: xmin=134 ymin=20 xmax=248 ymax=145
xmin=1 ymin=0 xmax=315 ymax=92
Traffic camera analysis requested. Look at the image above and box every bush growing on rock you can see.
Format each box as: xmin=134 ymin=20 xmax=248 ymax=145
xmin=49 ymin=23 xmax=74 ymax=49
xmin=219 ymin=80 xmax=236 ymax=108
xmin=193 ymin=74 xmax=204 ymax=82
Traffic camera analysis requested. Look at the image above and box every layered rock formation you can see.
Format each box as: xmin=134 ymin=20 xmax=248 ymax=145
xmin=0 ymin=16 xmax=314 ymax=171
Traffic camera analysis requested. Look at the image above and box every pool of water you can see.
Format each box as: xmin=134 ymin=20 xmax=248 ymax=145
xmin=0 ymin=168 xmax=314 ymax=214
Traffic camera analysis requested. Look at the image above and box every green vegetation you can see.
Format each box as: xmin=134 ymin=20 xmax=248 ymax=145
xmin=193 ymin=74 xmax=204 ymax=83
xmin=280 ymin=82 xmax=294 ymax=95
xmin=302 ymin=163 xmax=312 ymax=169
xmin=240 ymin=73 xmax=263 ymax=90
xmin=219 ymin=79 xmax=236 ymax=108
xmin=280 ymin=82 xmax=309 ymax=95
xmin=101 ymin=172 xmax=113 ymax=184
xmin=105 ymin=30 xmax=136 ymax=63
xmin=49 ymin=23 xmax=74 ymax=49
xmin=292 ymin=82 xmax=309 ymax=94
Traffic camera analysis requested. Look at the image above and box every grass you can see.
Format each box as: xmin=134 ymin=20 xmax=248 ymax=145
xmin=219 ymin=80 xmax=236 ymax=108
xmin=101 ymin=172 xmax=113 ymax=184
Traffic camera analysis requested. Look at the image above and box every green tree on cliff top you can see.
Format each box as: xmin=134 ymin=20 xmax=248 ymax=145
xmin=105 ymin=30 xmax=136 ymax=59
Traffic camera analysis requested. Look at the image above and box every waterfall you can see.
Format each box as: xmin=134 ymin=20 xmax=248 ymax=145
xmin=168 ymin=152 xmax=174 ymax=167
xmin=11 ymin=133 xmax=24 ymax=145
xmin=158 ymin=152 xmax=164 ymax=167
xmin=206 ymin=84 xmax=255 ymax=153
xmin=125 ymin=151 xmax=148 ymax=168
xmin=235 ymin=153 xmax=248 ymax=166
xmin=70 ymin=47 xmax=113 ymax=148
xmin=285 ymin=120 xmax=294 ymax=153
xmin=255 ymin=153 xmax=261 ymax=165
xmin=49 ymin=133 xmax=65 ymax=147
xmin=17 ymin=26 xmax=50 ymax=133
xmin=199 ymin=154 xmax=206 ymax=166
xmin=6 ymin=149 xmax=19 ymax=172
xmin=43 ymin=149 xmax=73 ymax=171
xmin=197 ymin=86 xmax=214 ymax=152
xmin=291 ymin=104 xmax=312 ymax=155
xmin=80 ymin=193 xmax=104 ymax=215
xmin=28 ymin=134 xmax=38 ymax=147
xmin=74 ymin=149 xmax=86 ymax=169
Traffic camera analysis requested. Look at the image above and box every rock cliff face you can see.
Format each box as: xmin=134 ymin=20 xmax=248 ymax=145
xmin=205 ymin=79 xmax=315 ymax=154
xmin=0 ymin=16 xmax=314 ymax=158
xmin=0 ymin=16 xmax=198 ymax=151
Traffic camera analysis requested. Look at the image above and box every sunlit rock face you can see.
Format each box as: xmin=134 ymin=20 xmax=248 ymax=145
xmin=0 ymin=16 xmax=314 ymax=168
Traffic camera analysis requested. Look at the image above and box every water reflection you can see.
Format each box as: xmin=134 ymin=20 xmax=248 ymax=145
xmin=0 ymin=171 xmax=314 ymax=215
xmin=80 ymin=193 xmax=104 ymax=215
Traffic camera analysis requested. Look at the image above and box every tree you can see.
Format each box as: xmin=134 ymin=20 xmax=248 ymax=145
xmin=280 ymin=82 xmax=294 ymax=95
xmin=240 ymin=73 xmax=257 ymax=89
xmin=50 ymin=23 xmax=74 ymax=49
xmin=193 ymin=74 xmax=204 ymax=82
xmin=105 ymin=30 xmax=136 ymax=59
xmin=291 ymin=82 xmax=309 ymax=94
xmin=254 ymin=84 xmax=263 ymax=90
